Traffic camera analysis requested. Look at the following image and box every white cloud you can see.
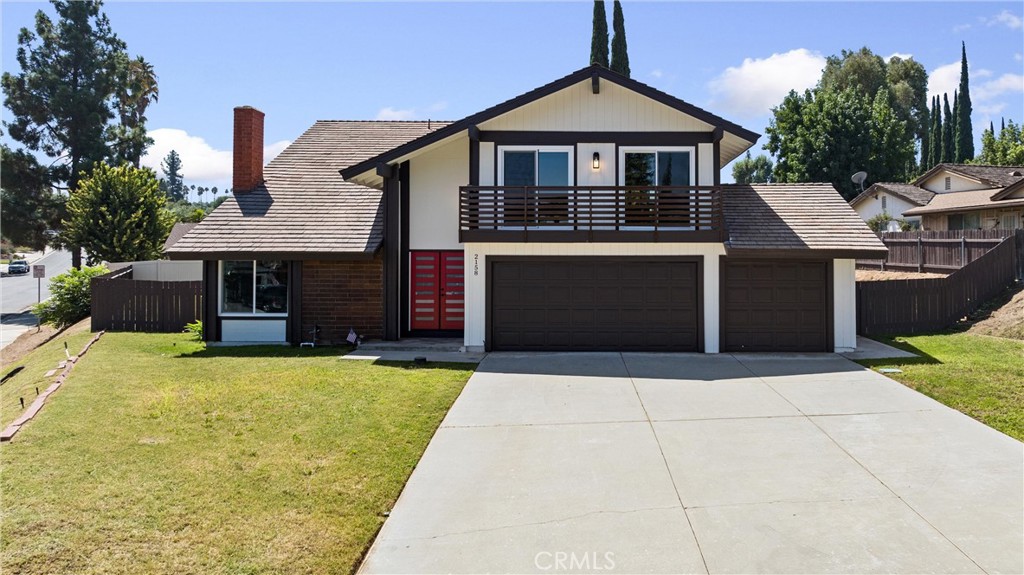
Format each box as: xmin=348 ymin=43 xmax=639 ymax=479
xmin=976 ymin=103 xmax=1007 ymax=116
xmin=986 ymin=10 xmax=1022 ymax=29
xmin=886 ymin=52 xmax=913 ymax=62
xmin=1015 ymin=53 xmax=1023 ymax=62
xmin=707 ymin=48 xmax=826 ymax=118
xmin=928 ymin=61 xmax=962 ymax=102
xmin=375 ymin=107 xmax=417 ymax=121
xmin=974 ymin=73 xmax=1024 ymax=101
xmin=650 ymin=69 xmax=664 ymax=79
xmin=140 ymin=128 xmax=289 ymax=188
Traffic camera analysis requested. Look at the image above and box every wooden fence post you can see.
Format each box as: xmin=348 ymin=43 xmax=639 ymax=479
xmin=917 ymin=233 xmax=923 ymax=273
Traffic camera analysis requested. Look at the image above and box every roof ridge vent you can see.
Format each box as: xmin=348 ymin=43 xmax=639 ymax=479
xmin=1009 ymin=170 xmax=1022 ymax=176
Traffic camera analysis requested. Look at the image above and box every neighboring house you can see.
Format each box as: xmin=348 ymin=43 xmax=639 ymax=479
xmin=164 ymin=222 xmax=197 ymax=254
xmin=168 ymin=65 xmax=885 ymax=352
xmin=850 ymin=164 xmax=1024 ymax=231
xmin=849 ymin=183 xmax=935 ymax=227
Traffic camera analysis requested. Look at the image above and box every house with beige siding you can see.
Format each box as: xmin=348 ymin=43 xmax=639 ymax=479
xmin=168 ymin=65 xmax=885 ymax=353
xmin=850 ymin=164 xmax=1024 ymax=231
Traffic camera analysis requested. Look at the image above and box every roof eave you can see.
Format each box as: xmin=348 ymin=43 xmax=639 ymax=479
xmin=724 ymin=247 xmax=889 ymax=260
xmin=340 ymin=64 xmax=760 ymax=182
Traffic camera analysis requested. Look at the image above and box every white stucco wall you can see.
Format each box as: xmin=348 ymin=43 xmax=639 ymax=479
xmin=698 ymin=143 xmax=714 ymax=186
xmin=854 ymin=192 xmax=921 ymax=221
xmin=409 ymin=136 xmax=467 ymax=250
xmin=463 ymin=243 xmax=727 ymax=353
xmin=833 ymin=259 xmax=857 ymax=352
xmin=576 ymin=143 xmax=616 ymax=187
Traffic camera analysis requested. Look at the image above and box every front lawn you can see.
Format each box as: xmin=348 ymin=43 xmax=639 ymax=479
xmin=0 ymin=333 xmax=473 ymax=574
xmin=856 ymin=333 xmax=1024 ymax=441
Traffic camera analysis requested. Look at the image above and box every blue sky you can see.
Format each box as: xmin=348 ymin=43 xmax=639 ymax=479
xmin=3 ymin=1 xmax=1023 ymax=192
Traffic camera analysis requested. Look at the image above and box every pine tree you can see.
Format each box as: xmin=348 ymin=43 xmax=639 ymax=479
xmin=952 ymin=89 xmax=959 ymax=159
xmin=160 ymin=150 xmax=185 ymax=201
xmin=589 ymin=1 xmax=609 ymax=68
xmin=941 ymin=93 xmax=954 ymax=163
xmin=955 ymin=42 xmax=974 ymax=162
xmin=610 ymin=0 xmax=630 ymax=77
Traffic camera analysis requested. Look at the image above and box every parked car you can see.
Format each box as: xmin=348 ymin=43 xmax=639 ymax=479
xmin=7 ymin=260 xmax=29 ymax=274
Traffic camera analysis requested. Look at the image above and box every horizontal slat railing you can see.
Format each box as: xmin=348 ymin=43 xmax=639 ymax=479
xmin=460 ymin=186 xmax=723 ymax=241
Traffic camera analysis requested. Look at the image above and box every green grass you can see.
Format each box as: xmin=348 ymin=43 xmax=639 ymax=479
xmin=856 ymin=333 xmax=1024 ymax=440
xmin=1 ymin=323 xmax=94 ymax=428
xmin=1 ymin=333 xmax=473 ymax=574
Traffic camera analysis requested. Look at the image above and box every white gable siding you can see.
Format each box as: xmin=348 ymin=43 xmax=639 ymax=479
xmin=854 ymin=192 xmax=921 ymax=222
xmin=919 ymin=171 xmax=986 ymax=193
xmin=409 ymin=136 xmax=467 ymax=250
xmin=479 ymin=79 xmax=715 ymax=133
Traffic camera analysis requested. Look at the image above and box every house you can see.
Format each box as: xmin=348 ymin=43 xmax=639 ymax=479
xmin=167 ymin=65 xmax=886 ymax=353
xmin=850 ymin=164 xmax=1024 ymax=231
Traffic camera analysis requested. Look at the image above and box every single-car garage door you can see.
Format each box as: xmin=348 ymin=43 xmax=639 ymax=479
xmin=489 ymin=258 xmax=700 ymax=351
xmin=722 ymin=260 xmax=831 ymax=352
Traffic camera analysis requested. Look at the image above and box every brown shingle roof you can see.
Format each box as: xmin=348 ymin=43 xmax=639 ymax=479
xmin=849 ymin=182 xmax=935 ymax=208
xmin=723 ymin=183 xmax=887 ymax=258
xmin=163 ymin=222 xmax=196 ymax=252
xmin=903 ymin=188 xmax=1024 ymax=215
xmin=914 ymin=163 xmax=1024 ymax=188
xmin=167 ymin=120 xmax=451 ymax=259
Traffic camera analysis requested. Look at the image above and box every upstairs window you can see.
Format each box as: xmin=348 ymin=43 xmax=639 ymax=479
xmin=499 ymin=147 xmax=572 ymax=224
xmin=221 ymin=260 xmax=288 ymax=315
xmin=619 ymin=147 xmax=695 ymax=226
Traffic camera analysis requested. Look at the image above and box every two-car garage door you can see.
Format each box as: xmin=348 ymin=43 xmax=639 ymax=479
xmin=489 ymin=258 xmax=700 ymax=351
xmin=487 ymin=257 xmax=832 ymax=353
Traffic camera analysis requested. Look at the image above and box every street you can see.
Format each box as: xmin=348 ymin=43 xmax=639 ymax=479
xmin=1 ymin=250 xmax=73 ymax=350
xmin=1 ymin=249 xmax=73 ymax=314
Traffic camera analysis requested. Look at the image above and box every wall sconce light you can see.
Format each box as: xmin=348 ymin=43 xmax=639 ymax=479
xmin=592 ymin=152 xmax=600 ymax=170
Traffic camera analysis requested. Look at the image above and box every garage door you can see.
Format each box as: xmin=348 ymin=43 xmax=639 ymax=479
xmin=489 ymin=258 xmax=700 ymax=351
xmin=722 ymin=260 xmax=831 ymax=352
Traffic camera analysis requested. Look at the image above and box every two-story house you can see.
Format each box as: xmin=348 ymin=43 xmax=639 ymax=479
xmin=168 ymin=65 xmax=886 ymax=353
xmin=851 ymin=164 xmax=1024 ymax=231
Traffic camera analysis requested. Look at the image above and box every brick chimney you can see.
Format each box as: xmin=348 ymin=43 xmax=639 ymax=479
xmin=233 ymin=106 xmax=265 ymax=193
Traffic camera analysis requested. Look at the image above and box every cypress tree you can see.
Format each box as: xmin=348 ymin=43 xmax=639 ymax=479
xmin=941 ymin=93 xmax=953 ymax=163
xmin=590 ymin=1 xmax=609 ymax=68
xmin=952 ymin=90 xmax=959 ymax=160
xmin=610 ymin=0 xmax=630 ymax=77
xmin=955 ymin=42 xmax=974 ymax=162
xmin=920 ymin=104 xmax=930 ymax=169
xmin=929 ymin=96 xmax=942 ymax=168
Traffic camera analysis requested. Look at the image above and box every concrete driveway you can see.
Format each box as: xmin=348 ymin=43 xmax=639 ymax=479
xmin=360 ymin=353 xmax=1023 ymax=574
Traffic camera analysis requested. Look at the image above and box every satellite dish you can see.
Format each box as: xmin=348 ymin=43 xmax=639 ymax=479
xmin=851 ymin=171 xmax=868 ymax=193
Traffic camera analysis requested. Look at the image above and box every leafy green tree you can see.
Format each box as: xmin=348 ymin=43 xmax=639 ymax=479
xmin=766 ymin=87 xmax=878 ymax=200
xmin=886 ymin=56 xmax=929 ymax=141
xmin=159 ymin=149 xmax=185 ymax=201
xmin=955 ymin=42 xmax=974 ymax=162
xmin=731 ymin=151 xmax=774 ymax=184
xmin=0 ymin=144 xmax=65 ymax=249
xmin=589 ymin=0 xmax=609 ymax=68
xmin=975 ymin=119 xmax=1024 ymax=165
xmin=62 ymin=163 xmax=173 ymax=263
xmin=868 ymin=89 xmax=914 ymax=183
xmin=820 ymin=48 xmax=887 ymax=100
xmin=610 ymin=0 xmax=630 ymax=77
xmin=941 ymin=94 xmax=953 ymax=163
xmin=32 ymin=264 xmax=108 ymax=328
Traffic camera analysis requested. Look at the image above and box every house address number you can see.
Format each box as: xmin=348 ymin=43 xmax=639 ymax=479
xmin=473 ymin=254 xmax=479 ymax=276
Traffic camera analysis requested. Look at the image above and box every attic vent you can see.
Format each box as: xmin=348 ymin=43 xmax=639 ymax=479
xmin=945 ymin=176 xmax=951 ymax=191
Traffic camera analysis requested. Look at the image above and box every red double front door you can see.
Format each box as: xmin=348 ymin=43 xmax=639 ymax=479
xmin=411 ymin=251 xmax=465 ymax=331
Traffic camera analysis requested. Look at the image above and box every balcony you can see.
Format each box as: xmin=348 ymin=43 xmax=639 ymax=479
xmin=459 ymin=185 xmax=724 ymax=243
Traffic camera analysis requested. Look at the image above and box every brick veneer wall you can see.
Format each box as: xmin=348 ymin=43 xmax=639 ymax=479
xmin=301 ymin=258 xmax=384 ymax=343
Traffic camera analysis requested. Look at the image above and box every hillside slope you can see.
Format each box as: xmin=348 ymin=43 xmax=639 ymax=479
xmin=967 ymin=284 xmax=1024 ymax=340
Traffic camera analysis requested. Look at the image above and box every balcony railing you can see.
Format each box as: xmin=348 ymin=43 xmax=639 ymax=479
xmin=459 ymin=185 xmax=724 ymax=242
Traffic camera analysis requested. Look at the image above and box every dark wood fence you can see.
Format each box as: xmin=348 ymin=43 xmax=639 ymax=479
xmin=857 ymin=229 xmax=1019 ymax=274
xmin=857 ymin=235 xmax=1019 ymax=335
xmin=91 ymin=266 xmax=203 ymax=332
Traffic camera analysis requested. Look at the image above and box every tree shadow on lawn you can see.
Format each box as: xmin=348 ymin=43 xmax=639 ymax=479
xmin=175 ymin=344 xmax=474 ymax=371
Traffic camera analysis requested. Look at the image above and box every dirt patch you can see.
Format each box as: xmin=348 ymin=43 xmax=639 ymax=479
xmin=856 ymin=269 xmax=949 ymax=281
xmin=0 ymin=318 xmax=90 ymax=369
xmin=966 ymin=284 xmax=1024 ymax=340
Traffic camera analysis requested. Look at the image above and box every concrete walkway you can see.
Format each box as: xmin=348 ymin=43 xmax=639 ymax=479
xmin=360 ymin=352 xmax=1022 ymax=574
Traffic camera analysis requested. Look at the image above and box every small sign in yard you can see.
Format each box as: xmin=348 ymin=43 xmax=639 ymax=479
xmin=32 ymin=265 xmax=45 ymax=279
xmin=878 ymin=368 xmax=903 ymax=374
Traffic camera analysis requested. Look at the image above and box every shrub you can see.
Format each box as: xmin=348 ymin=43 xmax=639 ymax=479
xmin=33 ymin=265 xmax=109 ymax=328
xmin=866 ymin=212 xmax=912 ymax=233
xmin=184 ymin=319 xmax=203 ymax=340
